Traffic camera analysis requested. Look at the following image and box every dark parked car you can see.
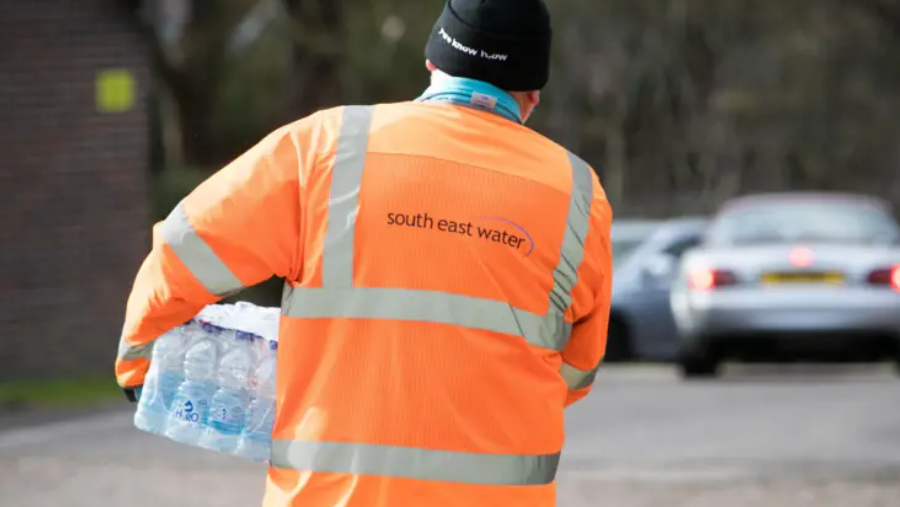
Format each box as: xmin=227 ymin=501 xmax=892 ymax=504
xmin=607 ymin=217 xmax=709 ymax=361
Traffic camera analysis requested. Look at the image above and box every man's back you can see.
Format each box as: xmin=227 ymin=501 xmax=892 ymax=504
xmin=269 ymin=101 xmax=612 ymax=507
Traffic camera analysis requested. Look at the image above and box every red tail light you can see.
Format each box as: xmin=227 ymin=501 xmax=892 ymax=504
xmin=867 ymin=265 xmax=900 ymax=291
xmin=688 ymin=267 xmax=737 ymax=291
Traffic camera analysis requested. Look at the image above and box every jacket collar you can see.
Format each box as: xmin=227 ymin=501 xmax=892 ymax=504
xmin=415 ymin=71 xmax=524 ymax=124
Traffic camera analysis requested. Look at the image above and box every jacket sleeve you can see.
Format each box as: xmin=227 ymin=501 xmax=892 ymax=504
xmin=115 ymin=124 xmax=304 ymax=390
xmin=559 ymin=176 xmax=613 ymax=408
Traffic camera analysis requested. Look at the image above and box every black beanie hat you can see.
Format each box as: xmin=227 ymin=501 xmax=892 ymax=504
xmin=424 ymin=0 xmax=552 ymax=92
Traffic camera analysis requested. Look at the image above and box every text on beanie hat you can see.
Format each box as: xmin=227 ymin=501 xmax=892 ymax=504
xmin=424 ymin=0 xmax=553 ymax=92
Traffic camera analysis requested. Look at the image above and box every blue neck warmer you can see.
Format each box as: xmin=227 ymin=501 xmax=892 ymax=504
xmin=415 ymin=72 xmax=523 ymax=124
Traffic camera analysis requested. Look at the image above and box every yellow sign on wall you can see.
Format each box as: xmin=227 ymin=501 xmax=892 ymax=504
xmin=95 ymin=69 xmax=135 ymax=113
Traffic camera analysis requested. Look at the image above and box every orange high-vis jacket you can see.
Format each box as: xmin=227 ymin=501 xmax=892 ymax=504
xmin=116 ymin=101 xmax=613 ymax=507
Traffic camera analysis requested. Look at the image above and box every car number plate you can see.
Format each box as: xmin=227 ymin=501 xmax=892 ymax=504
xmin=761 ymin=271 xmax=844 ymax=285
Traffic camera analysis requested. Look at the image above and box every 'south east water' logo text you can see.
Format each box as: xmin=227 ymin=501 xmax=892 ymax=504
xmin=386 ymin=212 xmax=534 ymax=256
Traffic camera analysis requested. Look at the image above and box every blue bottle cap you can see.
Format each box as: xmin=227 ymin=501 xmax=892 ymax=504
xmin=236 ymin=331 xmax=257 ymax=342
xmin=200 ymin=322 xmax=225 ymax=335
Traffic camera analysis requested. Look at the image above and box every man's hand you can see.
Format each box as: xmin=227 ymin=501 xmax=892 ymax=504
xmin=123 ymin=386 xmax=142 ymax=403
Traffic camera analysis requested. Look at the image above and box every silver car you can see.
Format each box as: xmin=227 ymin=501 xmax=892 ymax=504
xmin=671 ymin=192 xmax=900 ymax=377
xmin=608 ymin=217 xmax=708 ymax=361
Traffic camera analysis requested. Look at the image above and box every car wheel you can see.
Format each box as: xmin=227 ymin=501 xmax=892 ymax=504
xmin=678 ymin=346 xmax=719 ymax=379
xmin=605 ymin=316 xmax=633 ymax=363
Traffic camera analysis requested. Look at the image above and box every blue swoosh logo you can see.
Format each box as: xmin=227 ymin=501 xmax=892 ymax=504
xmin=476 ymin=216 xmax=535 ymax=256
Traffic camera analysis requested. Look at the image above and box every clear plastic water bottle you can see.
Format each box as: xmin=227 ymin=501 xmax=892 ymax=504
xmin=165 ymin=327 xmax=219 ymax=446
xmin=237 ymin=340 xmax=278 ymax=462
xmin=162 ymin=320 xmax=203 ymax=408
xmin=200 ymin=331 xmax=254 ymax=453
xmin=133 ymin=326 xmax=188 ymax=435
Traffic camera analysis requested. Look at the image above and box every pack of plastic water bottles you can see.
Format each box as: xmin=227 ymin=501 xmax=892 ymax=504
xmin=133 ymin=301 xmax=281 ymax=463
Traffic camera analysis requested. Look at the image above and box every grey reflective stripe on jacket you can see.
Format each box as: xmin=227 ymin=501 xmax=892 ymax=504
xmin=118 ymin=203 xmax=245 ymax=361
xmin=117 ymin=337 xmax=154 ymax=361
xmin=161 ymin=202 xmax=246 ymax=297
xmin=271 ymin=105 xmax=599 ymax=484
xmin=269 ymin=440 xmax=561 ymax=486
xmin=559 ymin=361 xmax=601 ymax=390
xmin=118 ymin=202 xmax=247 ymax=362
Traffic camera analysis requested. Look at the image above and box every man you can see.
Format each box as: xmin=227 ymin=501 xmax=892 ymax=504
xmin=115 ymin=0 xmax=613 ymax=505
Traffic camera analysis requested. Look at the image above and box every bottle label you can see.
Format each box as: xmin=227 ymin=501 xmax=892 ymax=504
xmin=212 ymin=405 xmax=245 ymax=425
xmin=172 ymin=397 xmax=208 ymax=424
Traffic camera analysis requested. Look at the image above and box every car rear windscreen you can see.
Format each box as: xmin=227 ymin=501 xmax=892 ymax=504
xmin=706 ymin=200 xmax=900 ymax=246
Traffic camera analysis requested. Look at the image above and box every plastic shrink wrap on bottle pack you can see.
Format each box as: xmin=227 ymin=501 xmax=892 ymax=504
xmin=133 ymin=302 xmax=279 ymax=463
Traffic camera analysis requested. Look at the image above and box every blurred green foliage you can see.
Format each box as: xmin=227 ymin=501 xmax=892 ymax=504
xmin=0 ymin=377 xmax=122 ymax=410
xmin=142 ymin=0 xmax=900 ymax=219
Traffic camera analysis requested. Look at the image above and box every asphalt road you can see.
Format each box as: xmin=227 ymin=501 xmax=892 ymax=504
xmin=2 ymin=364 xmax=899 ymax=507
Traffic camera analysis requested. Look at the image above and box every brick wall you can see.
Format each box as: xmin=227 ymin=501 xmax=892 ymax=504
xmin=0 ymin=0 xmax=151 ymax=382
